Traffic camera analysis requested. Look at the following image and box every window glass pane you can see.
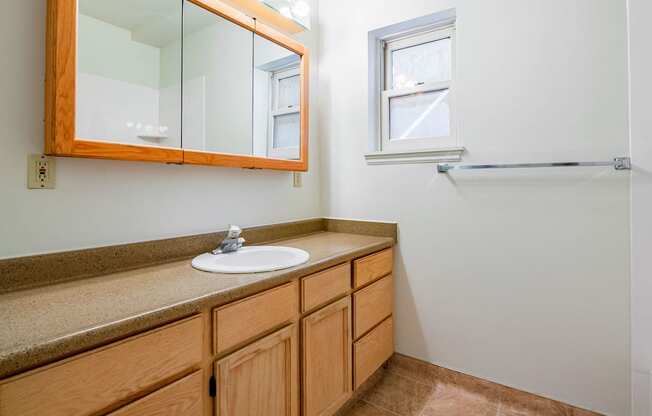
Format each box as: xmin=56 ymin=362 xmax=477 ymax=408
xmin=389 ymin=89 xmax=450 ymax=140
xmin=277 ymin=74 xmax=300 ymax=109
xmin=392 ymin=37 xmax=451 ymax=89
xmin=273 ymin=112 xmax=300 ymax=148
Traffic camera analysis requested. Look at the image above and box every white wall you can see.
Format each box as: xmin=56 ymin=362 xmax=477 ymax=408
xmin=628 ymin=0 xmax=652 ymax=414
xmin=0 ymin=0 xmax=321 ymax=259
xmin=318 ymin=1 xmax=630 ymax=414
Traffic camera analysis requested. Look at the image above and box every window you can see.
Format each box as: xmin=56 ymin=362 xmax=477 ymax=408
xmin=381 ymin=25 xmax=455 ymax=152
xmin=268 ymin=65 xmax=301 ymax=160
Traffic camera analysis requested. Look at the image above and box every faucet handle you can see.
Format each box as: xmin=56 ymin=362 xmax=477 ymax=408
xmin=226 ymin=225 xmax=242 ymax=239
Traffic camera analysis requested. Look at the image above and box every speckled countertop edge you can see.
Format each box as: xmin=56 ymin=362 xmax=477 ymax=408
xmin=0 ymin=234 xmax=393 ymax=379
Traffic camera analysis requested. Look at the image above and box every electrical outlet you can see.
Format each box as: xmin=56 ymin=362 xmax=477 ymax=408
xmin=293 ymin=172 xmax=303 ymax=188
xmin=28 ymin=154 xmax=56 ymax=189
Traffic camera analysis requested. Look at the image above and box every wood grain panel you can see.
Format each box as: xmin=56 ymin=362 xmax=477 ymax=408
xmin=214 ymin=281 xmax=299 ymax=354
xmin=301 ymin=263 xmax=351 ymax=313
xmin=254 ymin=21 xmax=306 ymax=55
xmin=353 ymin=317 xmax=394 ymax=390
xmin=0 ymin=316 xmax=203 ymax=416
xmin=353 ymin=248 xmax=393 ymax=289
xmin=353 ymin=275 xmax=393 ymax=339
xmin=216 ymin=324 xmax=299 ymax=416
xmin=302 ymin=297 xmax=352 ymax=416
xmin=108 ymin=371 xmax=203 ymax=416
xmin=72 ymin=139 xmax=183 ymax=163
xmin=183 ymin=150 xmax=308 ymax=172
xmin=45 ymin=0 xmax=76 ymax=155
xmin=299 ymin=48 xmax=310 ymax=171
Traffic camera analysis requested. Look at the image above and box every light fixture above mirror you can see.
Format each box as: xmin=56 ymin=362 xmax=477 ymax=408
xmin=260 ymin=0 xmax=311 ymax=30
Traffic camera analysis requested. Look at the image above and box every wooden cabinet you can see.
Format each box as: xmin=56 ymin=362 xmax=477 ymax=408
xmin=351 ymin=250 xmax=394 ymax=389
xmin=301 ymin=262 xmax=351 ymax=313
xmin=45 ymin=0 xmax=309 ymax=171
xmin=213 ymin=281 xmax=299 ymax=354
xmin=0 ymin=316 xmax=202 ymax=416
xmin=353 ymin=317 xmax=394 ymax=389
xmin=302 ymin=297 xmax=352 ymax=416
xmin=353 ymin=248 xmax=393 ymax=289
xmin=108 ymin=371 xmax=204 ymax=416
xmin=353 ymin=275 xmax=394 ymax=339
xmin=215 ymin=324 xmax=299 ymax=416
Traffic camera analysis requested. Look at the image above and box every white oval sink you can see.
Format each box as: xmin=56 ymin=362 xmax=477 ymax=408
xmin=192 ymin=246 xmax=310 ymax=274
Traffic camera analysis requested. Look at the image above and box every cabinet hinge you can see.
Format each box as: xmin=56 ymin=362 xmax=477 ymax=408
xmin=209 ymin=376 xmax=217 ymax=397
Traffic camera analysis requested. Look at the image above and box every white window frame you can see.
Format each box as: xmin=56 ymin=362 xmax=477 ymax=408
xmin=267 ymin=65 xmax=301 ymax=160
xmin=380 ymin=24 xmax=457 ymax=152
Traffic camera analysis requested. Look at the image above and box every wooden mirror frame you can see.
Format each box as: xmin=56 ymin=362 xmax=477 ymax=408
xmin=45 ymin=0 xmax=309 ymax=171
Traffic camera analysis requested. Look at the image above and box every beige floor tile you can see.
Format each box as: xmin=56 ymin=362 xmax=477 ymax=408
xmin=361 ymin=370 xmax=434 ymax=416
xmin=570 ymin=408 xmax=602 ymax=416
xmin=340 ymin=400 xmax=397 ymax=416
xmin=387 ymin=354 xmax=440 ymax=386
xmin=422 ymin=383 xmax=499 ymax=416
xmin=347 ymin=355 xmax=602 ymax=416
xmin=498 ymin=388 xmax=573 ymax=416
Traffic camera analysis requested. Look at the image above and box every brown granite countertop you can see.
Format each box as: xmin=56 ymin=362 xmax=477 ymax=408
xmin=0 ymin=232 xmax=393 ymax=379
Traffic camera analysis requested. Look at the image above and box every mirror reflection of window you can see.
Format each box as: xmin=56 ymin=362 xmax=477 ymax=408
xmin=76 ymin=0 xmax=182 ymax=148
xmin=270 ymin=66 xmax=301 ymax=158
xmin=253 ymin=35 xmax=301 ymax=160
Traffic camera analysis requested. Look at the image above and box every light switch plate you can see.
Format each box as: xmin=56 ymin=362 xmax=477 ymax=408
xmin=293 ymin=172 xmax=302 ymax=188
xmin=28 ymin=154 xmax=56 ymax=189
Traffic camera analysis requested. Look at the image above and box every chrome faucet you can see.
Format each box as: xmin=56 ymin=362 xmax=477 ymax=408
xmin=212 ymin=225 xmax=246 ymax=255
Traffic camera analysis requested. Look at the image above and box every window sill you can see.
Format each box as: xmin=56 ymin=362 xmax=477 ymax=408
xmin=364 ymin=147 xmax=465 ymax=165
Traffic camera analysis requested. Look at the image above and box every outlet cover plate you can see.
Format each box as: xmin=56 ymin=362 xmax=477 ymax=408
xmin=293 ymin=172 xmax=302 ymax=188
xmin=28 ymin=154 xmax=56 ymax=189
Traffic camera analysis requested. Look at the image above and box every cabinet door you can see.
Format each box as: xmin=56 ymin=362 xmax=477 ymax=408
xmin=302 ymin=297 xmax=352 ymax=416
xmin=215 ymin=324 xmax=299 ymax=416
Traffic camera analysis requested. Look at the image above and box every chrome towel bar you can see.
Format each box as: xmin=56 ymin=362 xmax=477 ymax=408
xmin=437 ymin=157 xmax=631 ymax=173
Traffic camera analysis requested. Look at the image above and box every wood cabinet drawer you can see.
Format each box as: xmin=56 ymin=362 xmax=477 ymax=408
xmin=214 ymin=281 xmax=299 ymax=354
xmin=301 ymin=262 xmax=351 ymax=312
xmin=353 ymin=316 xmax=394 ymax=389
xmin=0 ymin=316 xmax=203 ymax=416
xmin=353 ymin=248 xmax=393 ymax=289
xmin=108 ymin=370 xmax=203 ymax=416
xmin=353 ymin=275 xmax=393 ymax=339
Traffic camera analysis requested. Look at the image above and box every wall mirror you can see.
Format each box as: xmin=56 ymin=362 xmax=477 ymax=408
xmin=45 ymin=0 xmax=309 ymax=171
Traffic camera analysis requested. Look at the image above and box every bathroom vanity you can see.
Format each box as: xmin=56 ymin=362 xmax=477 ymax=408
xmin=0 ymin=225 xmax=395 ymax=416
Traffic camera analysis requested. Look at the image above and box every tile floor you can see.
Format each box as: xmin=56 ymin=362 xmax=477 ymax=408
xmin=339 ymin=354 xmax=601 ymax=416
